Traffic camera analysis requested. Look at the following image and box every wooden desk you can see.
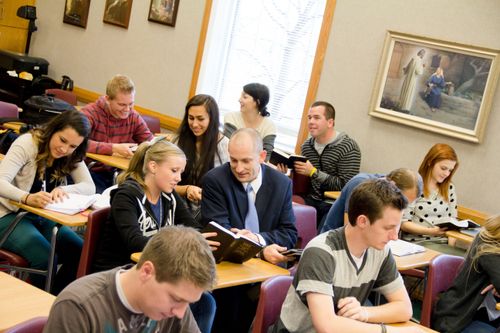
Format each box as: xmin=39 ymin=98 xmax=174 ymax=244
xmin=324 ymin=191 xmax=340 ymax=200
xmin=457 ymin=205 xmax=490 ymax=226
xmin=445 ymin=230 xmax=474 ymax=246
xmin=10 ymin=201 xmax=89 ymax=227
xmin=86 ymin=152 xmax=131 ymax=170
xmin=131 ymin=253 xmax=289 ymax=289
xmin=8 ymin=201 xmax=89 ymax=291
xmin=0 ymin=272 xmax=55 ymax=332
xmin=389 ymin=321 xmax=438 ymax=332
xmin=394 ymin=248 xmax=441 ymax=271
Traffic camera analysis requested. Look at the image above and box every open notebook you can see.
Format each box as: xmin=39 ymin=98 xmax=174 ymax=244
xmin=44 ymin=193 xmax=100 ymax=215
xmin=388 ymin=239 xmax=425 ymax=257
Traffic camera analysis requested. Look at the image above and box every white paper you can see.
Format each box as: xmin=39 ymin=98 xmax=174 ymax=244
xmin=388 ymin=239 xmax=425 ymax=257
xmin=45 ymin=193 xmax=100 ymax=215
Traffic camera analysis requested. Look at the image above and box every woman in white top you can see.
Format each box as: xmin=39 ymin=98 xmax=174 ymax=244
xmin=224 ymin=83 xmax=276 ymax=161
xmin=0 ymin=110 xmax=95 ymax=293
xmin=174 ymin=94 xmax=229 ymax=220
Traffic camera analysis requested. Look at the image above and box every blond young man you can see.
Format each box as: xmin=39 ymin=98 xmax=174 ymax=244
xmin=81 ymin=74 xmax=153 ymax=192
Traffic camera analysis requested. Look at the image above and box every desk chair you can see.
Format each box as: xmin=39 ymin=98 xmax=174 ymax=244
xmin=0 ymin=212 xmax=32 ymax=281
xmin=288 ymin=203 xmax=316 ymax=275
xmin=5 ymin=316 xmax=47 ymax=333
xmin=252 ymin=275 xmax=293 ymax=333
xmin=45 ymin=89 xmax=78 ymax=106
xmin=292 ymin=203 xmax=316 ymax=249
xmin=291 ymin=171 xmax=310 ymax=204
xmin=0 ymin=101 xmax=19 ymax=119
xmin=77 ymin=207 xmax=110 ymax=278
xmin=420 ymin=254 xmax=464 ymax=328
xmin=141 ymin=115 xmax=161 ymax=133
xmin=0 ymin=210 xmax=67 ymax=292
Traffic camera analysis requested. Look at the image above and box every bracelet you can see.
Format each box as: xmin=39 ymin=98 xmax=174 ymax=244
xmin=186 ymin=185 xmax=191 ymax=196
xmin=309 ymin=167 xmax=317 ymax=177
xmin=24 ymin=194 xmax=30 ymax=205
xmin=379 ymin=323 xmax=387 ymax=333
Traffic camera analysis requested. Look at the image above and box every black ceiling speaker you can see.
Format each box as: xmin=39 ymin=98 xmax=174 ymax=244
xmin=16 ymin=5 xmax=38 ymax=54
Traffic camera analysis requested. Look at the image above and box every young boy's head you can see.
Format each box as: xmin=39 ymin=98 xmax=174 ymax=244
xmin=347 ymin=179 xmax=408 ymax=250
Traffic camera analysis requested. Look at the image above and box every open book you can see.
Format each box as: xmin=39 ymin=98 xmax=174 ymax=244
xmin=388 ymin=239 xmax=425 ymax=257
xmin=433 ymin=217 xmax=480 ymax=230
xmin=202 ymin=221 xmax=264 ymax=264
xmin=45 ymin=193 xmax=100 ymax=215
xmin=269 ymin=149 xmax=307 ymax=169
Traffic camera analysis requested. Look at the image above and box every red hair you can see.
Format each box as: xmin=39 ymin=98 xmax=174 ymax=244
xmin=418 ymin=143 xmax=459 ymax=201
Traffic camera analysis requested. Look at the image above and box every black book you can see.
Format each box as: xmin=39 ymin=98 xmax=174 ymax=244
xmin=202 ymin=221 xmax=264 ymax=264
xmin=269 ymin=149 xmax=307 ymax=169
xmin=434 ymin=218 xmax=480 ymax=230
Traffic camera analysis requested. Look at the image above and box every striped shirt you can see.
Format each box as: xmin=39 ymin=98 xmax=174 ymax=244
xmin=273 ymin=228 xmax=403 ymax=333
xmin=301 ymin=132 xmax=361 ymax=200
xmin=81 ymin=96 xmax=153 ymax=155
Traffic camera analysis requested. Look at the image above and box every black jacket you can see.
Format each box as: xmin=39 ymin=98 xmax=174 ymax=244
xmin=93 ymin=178 xmax=200 ymax=272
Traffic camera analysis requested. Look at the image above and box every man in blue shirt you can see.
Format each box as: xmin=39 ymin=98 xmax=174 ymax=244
xmin=321 ymin=168 xmax=422 ymax=233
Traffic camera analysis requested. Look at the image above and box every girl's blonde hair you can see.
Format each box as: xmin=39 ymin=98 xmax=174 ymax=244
xmin=472 ymin=215 xmax=500 ymax=269
xmin=117 ymin=138 xmax=185 ymax=189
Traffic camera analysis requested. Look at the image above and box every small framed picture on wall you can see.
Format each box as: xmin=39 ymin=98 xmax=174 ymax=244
xmin=63 ymin=0 xmax=91 ymax=28
xmin=148 ymin=0 xmax=180 ymax=27
xmin=103 ymin=0 xmax=133 ymax=29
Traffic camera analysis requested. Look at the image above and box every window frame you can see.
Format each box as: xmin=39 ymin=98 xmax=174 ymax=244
xmin=189 ymin=0 xmax=337 ymax=154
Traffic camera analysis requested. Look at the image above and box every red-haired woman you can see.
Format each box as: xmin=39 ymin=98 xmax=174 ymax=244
xmin=401 ymin=143 xmax=464 ymax=255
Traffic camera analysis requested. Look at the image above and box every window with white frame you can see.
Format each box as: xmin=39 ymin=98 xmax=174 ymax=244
xmin=196 ymin=0 xmax=327 ymax=152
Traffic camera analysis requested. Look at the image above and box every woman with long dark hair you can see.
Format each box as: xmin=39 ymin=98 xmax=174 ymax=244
xmin=0 ymin=110 xmax=95 ymax=293
xmin=174 ymin=94 xmax=228 ymax=218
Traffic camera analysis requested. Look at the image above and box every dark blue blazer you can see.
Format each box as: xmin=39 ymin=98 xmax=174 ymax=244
xmin=201 ymin=163 xmax=297 ymax=249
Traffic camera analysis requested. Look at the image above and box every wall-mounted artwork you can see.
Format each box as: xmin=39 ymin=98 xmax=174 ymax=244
xmin=103 ymin=0 xmax=133 ymax=29
xmin=63 ymin=0 xmax=91 ymax=28
xmin=370 ymin=31 xmax=500 ymax=143
xmin=148 ymin=0 xmax=180 ymax=27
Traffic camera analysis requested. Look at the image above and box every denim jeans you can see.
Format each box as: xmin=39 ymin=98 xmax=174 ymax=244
xmin=461 ymin=320 xmax=496 ymax=333
xmin=90 ymin=169 xmax=115 ymax=194
xmin=0 ymin=212 xmax=83 ymax=294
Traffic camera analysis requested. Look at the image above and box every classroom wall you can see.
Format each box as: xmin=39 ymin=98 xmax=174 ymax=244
xmin=30 ymin=0 xmax=499 ymax=214
xmin=30 ymin=0 xmax=204 ymax=118
xmin=317 ymin=0 xmax=500 ymax=214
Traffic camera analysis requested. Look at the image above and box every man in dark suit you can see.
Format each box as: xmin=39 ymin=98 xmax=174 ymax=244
xmin=201 ymin=128 xmax=297 ymax=332
xmin=201 ymin=128 xmax=297 ymax=263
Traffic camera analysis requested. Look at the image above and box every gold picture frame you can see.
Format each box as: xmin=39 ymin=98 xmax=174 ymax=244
xmin=63 ymin=0 xmax=91 ymax=28
xmin=148 ymin=0 xmax=180 ymax=27
xmin=370 ymin=31 xmax=500 ymax=143
xmin=103 ymin=0 xmax=133 ymax=29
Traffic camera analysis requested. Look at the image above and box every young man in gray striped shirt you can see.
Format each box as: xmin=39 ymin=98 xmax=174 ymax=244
xmin=294 ymin=101 xmax=361 ymax=228
xmin=273 ymin=179 xmax=424 ymax=333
